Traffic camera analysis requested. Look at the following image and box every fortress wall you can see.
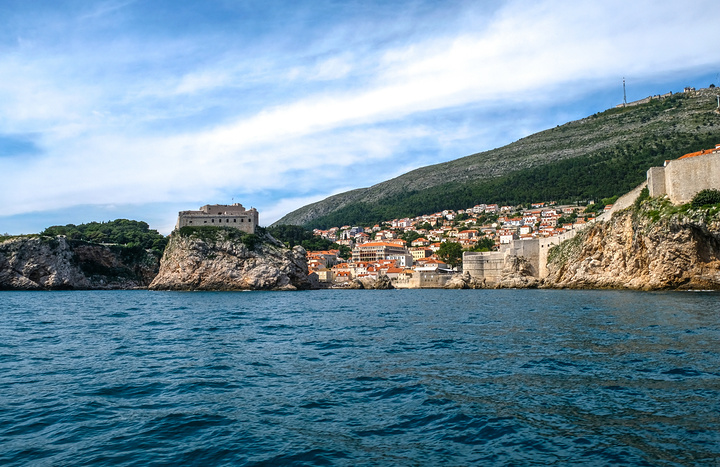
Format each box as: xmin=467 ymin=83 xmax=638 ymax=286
xmin=597 ymin=182 xmax=648 ymax=222
xmin=664 ymin=153 xmax=720 ymax=204
xmin=647 ymin=167 xmax=667 ymax=198
xmin=464 ymin=230 xmax=578 ymax=284
xmin=463 ymin=251 xmax=505 ymax=285
xmin=536 ymin=232 xmax=575 ymax=278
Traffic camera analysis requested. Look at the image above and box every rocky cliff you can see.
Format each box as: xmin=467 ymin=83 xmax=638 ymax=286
xmin=149 ymin=227 xmax=311 ymax=291
xmin=545 ymin=198 xmax=720 ymax=290
xmin=0 ymin=236 xmax=160 ymax=290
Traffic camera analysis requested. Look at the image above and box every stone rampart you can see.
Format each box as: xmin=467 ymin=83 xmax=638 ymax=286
xmin=598 ymin=182 xmax=647 ymax=221
xmin=647 ymin=149 xmax=720 ymax=204
xmin=463 ymin=231 xmax=577 ymax=285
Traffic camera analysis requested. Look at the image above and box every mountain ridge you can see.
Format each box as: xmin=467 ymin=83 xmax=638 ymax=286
xmin=275 ymin=87 xmax=720 ymax=228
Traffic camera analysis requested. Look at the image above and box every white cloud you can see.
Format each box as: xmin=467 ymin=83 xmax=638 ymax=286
xmin=1 ymin=0 xmax=719 ymax=233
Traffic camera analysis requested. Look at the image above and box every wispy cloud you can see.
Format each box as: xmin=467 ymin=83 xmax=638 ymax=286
xmin=1 ymin=0 xmax=718 ymax=234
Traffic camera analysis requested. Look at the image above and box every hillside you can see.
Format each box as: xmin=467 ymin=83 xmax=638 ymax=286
xmin=275 ymin=87 xmax=720 ymax=229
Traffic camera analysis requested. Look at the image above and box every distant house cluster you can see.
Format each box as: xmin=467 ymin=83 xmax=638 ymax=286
xmin=307 ymin=199 xmax=599 ymax=288
xmin=176 ymin=203 xmax=258 ymax=234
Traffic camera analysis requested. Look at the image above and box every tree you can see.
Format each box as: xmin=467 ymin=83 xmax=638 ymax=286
xmin=469 ymin=237 xmax=495 ymax=252
xmin=437 ymin=242 xmax=463 ymax=269
xmin=691 ymin=189 xmax=720 ymax=208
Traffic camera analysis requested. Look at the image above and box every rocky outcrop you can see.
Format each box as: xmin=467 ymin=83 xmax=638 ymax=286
xmin=445 ymin=271 xmax=483 ymax=289
xmin=0 ymin=236 xmax=160 ymax=290
xmin=149 ymin=228 xmax=311 ymax=291
xmin=545 ymin=203 xmax=720 ymax=290
xmin=496 ymin=256 xmax=540 ymax=289
xmin=343 ymin=275 xmax=394 ymax=290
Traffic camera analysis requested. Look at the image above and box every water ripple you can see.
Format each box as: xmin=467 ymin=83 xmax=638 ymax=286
xmin=0 ymin=289 xmax=718 ymax=465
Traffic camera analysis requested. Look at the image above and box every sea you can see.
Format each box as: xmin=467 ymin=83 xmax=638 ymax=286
xmin=1 ymin=289 xmax=718 ymax=466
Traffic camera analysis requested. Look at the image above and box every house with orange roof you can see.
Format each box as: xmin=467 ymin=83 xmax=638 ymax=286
xmin=334 ymin=271 xmax=352 ymax=283
xmin=351 ymin=241 xmax=411 ymax=263
xmin=411 ymin=237 xmax=430 ymax=247
xmin=409 ymin=247 xmax=432 ymax=261
xmin=315 ymin=268 xmax=333 ymax=283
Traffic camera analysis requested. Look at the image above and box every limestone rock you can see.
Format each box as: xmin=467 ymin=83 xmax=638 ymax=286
xmin=346 ymin=279 xmax=365 ymax=289
xmin=352 ymin=275 xmax=394 ymax=290
xmin=372 ymin=274 xmax=394 ymax=290
xmin=149 ymin=230 xmax=312 ymax=291
xmin=497 ymin=255 xmax=539 ymax=288
xmin=545 ymin=208 xmax=720 ymax=290
xmin=0 ymin=236 xmax=159 ymax=290
xmin=444 ymin=271 xmax=485 ymax=289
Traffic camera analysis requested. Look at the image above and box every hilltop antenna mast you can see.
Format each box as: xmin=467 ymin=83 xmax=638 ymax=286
xmin=623 ymin=77 xmax=627 ymax=106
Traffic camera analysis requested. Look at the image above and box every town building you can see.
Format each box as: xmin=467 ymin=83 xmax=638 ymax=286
xmin=351 ymin=241 xmax=411 ymax=263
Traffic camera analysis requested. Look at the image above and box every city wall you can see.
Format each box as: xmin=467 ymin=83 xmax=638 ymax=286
xmin=463 ymin=230 xmax=576 ymax=285
xmin=647 ymin=151 xmax=720 ymax=204
xmin=392 ymin=272 xmax=453 ymax=289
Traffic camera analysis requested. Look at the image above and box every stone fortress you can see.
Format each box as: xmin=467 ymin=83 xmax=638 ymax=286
xmin=464 ymin=142 xmax=720 ymax=286
xmin=176 ymin=203 xmax=259 ymax=234
xmin=647 ymin=143 xmax=720 ymax=204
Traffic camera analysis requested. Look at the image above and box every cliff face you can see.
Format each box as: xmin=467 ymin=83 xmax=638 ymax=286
xmin=149 ymin=229 xmax=311 ymax=291
xmin=0 ymin=236 xmax=160 ymax=290
xmin=545 ymin=203 xmax=720 ymax=290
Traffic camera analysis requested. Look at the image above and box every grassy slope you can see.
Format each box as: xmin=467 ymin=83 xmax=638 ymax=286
xmin=275 ymin=89 xmax=720 ymax=229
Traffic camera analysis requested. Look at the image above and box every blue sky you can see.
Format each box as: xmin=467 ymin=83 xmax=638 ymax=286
xmin=1 ymin=0 xmax=718 ymax=235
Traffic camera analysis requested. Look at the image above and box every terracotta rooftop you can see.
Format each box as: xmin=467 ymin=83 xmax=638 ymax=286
xmin=678 ymin=144 xmax=720 ymax=160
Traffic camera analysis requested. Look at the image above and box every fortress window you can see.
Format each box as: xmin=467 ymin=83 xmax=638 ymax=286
xmin=233 ymin=219 xmax=236 ymax=222
xmin=211 ymin=219 xmax=214 ymax=223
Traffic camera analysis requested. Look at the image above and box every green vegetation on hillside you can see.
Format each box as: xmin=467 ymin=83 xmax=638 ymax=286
xmin=42 ymin=219 xmax=167 ymax=254
xmin=176 ymin=226 xmax=261 ymax=250
xmin=266 ymin=225 xmax=351 ymax=258
xmin=276 ymin=89 xmax=720 ymax=229
xmin=307 ymin=131 xmax=720 ymax=229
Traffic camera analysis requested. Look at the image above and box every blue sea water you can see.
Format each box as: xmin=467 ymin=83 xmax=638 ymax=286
xmin=0 ymin=289 xmax=719 ymax=466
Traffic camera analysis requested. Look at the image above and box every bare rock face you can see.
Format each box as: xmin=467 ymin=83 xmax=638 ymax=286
xmin=0 ymin=236 xmax=160 ymax=290
xmin=445 ymin=271 xmax=484 ymax=289
xmin=545 ymin=208 xmax=720 ymax=290
xmin=497 ymin=255 xmax=539 ymax=289
xmin=149 ymin=229 xmax=312 ymax=291
xmin=348 ymin=275 xmax=394 ymax=290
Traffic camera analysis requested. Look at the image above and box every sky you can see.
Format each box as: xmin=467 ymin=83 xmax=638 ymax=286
xmin=1 ymin=0 xmax=719 ymax=235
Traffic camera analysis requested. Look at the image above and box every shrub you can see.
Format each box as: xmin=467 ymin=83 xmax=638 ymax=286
xmin=691 ymin=189 xmax=720 ymax=208
xmin=633 ymin=187 xmax=650 ymax=210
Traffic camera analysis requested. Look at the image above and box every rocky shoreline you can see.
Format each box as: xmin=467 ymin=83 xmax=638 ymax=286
xmin=148 ymin=228 xmax=312 ymax=291
xmin=0 ymin=236 xmax=159 ymax=290
xmin=3 ymin=199 xmax=720 ymax=291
